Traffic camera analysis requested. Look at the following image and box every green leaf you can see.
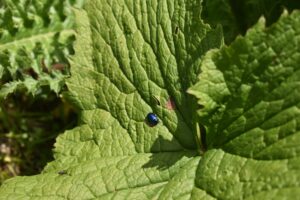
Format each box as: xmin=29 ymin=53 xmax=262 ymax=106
xmin=188 ymin=10 xmax=300 ymax=198
xmin=0 ymin=72 xmax=66 ymax=98
xmin=202 ymin=0 xmax=240 ymax=44
xmin=0 ymin=0 xmax=222 ymax=199
xmin=0 ymin=0 xmax=83 ymax=97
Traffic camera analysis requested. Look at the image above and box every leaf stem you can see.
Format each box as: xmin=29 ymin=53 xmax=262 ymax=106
xmin=195 ymin=122 xmax=204 ymax=155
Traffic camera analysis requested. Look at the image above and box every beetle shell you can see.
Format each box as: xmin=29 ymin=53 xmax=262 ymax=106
xmin=146 ymin=113 xmax=159 ymax=127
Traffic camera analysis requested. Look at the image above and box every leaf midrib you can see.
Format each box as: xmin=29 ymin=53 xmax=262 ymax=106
xmin=0 ymin=29 xmax=74 ymax=49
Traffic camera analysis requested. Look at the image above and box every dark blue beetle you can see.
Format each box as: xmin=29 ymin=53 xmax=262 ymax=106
xmin=146 ymin=113 xmax=159 ymax=127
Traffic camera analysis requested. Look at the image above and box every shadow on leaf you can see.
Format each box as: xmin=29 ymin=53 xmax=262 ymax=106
xmin=142 ymin=135 xmax=197 ymax=170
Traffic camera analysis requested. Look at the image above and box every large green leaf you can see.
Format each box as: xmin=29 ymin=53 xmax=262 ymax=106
xmin=0 ymin=0 xmax=222 ymax=199
xmin=1 ymin=1 xmax=300 ymax=200
xmin=188 ymin=10 xmax=300 ymax=198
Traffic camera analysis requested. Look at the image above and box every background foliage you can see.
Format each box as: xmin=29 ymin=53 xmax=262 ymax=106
xmin=0 ymin=0 xmax=83 ymax=184
xmin=202 ymin=0 xmax=300 ymax=44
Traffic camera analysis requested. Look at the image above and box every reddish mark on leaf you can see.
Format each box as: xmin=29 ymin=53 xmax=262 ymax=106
xmin=40 ymin=59 xmax=66 ymax=73
xmin=52 ymin=63 xmax=66 ymax=71
xmin=166 ymin=98 xmax=176 ymax=110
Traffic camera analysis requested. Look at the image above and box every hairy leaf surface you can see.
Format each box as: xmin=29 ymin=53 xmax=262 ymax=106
xmin=189 ymin=10 xmax=300 ymax=198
